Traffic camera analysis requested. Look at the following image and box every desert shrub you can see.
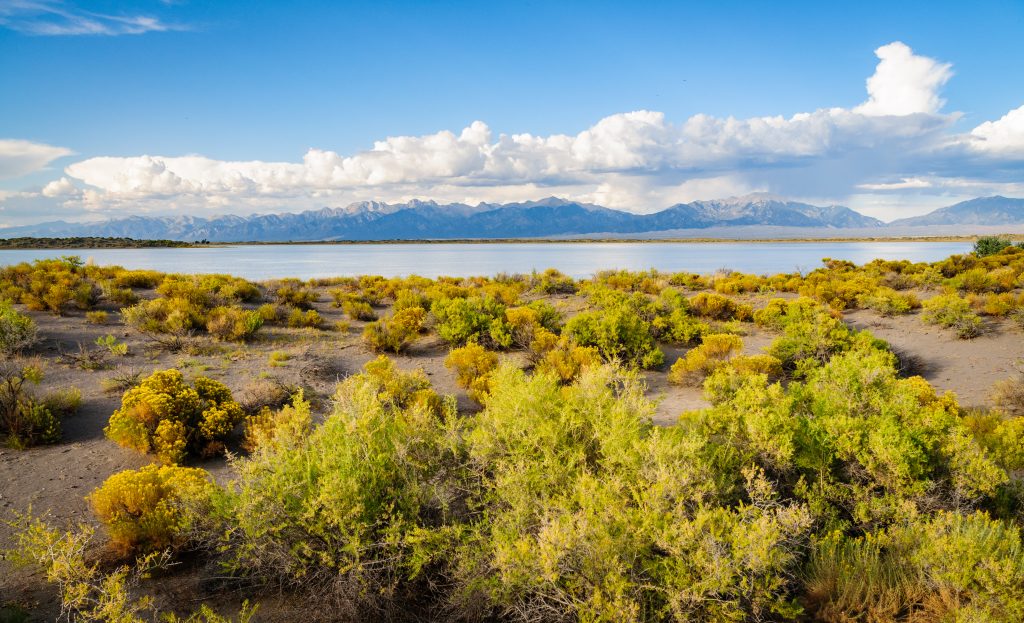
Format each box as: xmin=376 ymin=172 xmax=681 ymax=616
xmin=85 ymin=310 xmax=109 ymax=324
xmin=532 ymin=268 xmax=576 ymax=294
xmin=563 ymin=307 xmax=664 ymax=369
xmin=6 ymin=513 xmax=258 ymax=622
xmin=485 ymin=303 xmax=557 ymax=350
xmin=393 ymin=288 xmax=430 ymax=313
xmin=101 ymin=368 xmax=143 ymax=394
xmin=992 ymin=370 xmax=1024 ymax=417
xmin=271 ymin=280 xmax=317 ymax=309
xmin=157 ymin=274 xmax=261 ymax=307
xmin=668 ymin=333 xmax=743 ymax=385
xmin=689 ymin=292 xmax=754 ymax=321
xmin=952 ymin=267 xmax=998 ymax=293
xmin=101 ymin=283 xmax=139 ymax=306
xmin=255 ymin=302 xmax=282 ymax=323
xmin=241 ymin=390 xmax=311 ymax=453
xmin=755 ymin=297 xmax=883 ymax=375
xmin=88 ymin=464 xmax=215 ymax=555
xmin=922 ymin=293 xmax=984 ymax=338
xmin=95 ymin=334 xmax=129 ymax=356
xmin=342 ymin=298 xmax=377 ymax=321
xmin=651 ymin=307 xmax=709 ymax=345
xmin=445 ymin=342 xmax=498 ymax=403
xmin=0 ymin=302 xmax=37 ymax=355
xmin=805 ymin=511 xmax=1024 ymax=622
xmin=457 ymin=364 xmax=812 ymax=621
xmin=0 ymin=361 xmax=78 ymax=448
xmin=286 ymin=308 xmax=323 ymax=329
xmin=113 ymin=268 xmax=165 ymax=289
xmin=359 ymin=355 xmax=443 ymax=413
xmin=205 ymin=306 xmax=264 ymax=342
xmin=431 ymin=295 xmax=504 ymax=346
xmin=858 ymin=287 xmax=920 ymax=316
xmin=237 ymin=377 xmax=293 ymax=414
xmin=121 ymin=297 xmax=205 ymax=347
xmin=209 ymin=358 xmax=459 ymax=611
xmin=105 ymin=369 xmax=244 ymax=463
xmin=967 ymin=291 xmax=1024 ymax=316
xmin=362 ymin=307 xmax=425 ymax=353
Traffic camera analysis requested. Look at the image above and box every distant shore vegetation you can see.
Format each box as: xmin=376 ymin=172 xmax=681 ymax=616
xmin=0 ymin=237 xmax=197 ymax=249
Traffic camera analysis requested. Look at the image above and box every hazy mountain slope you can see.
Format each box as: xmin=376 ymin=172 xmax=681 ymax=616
xmin=889 ymin=196 xmax=1024 ymax=227
xmin=20 ymin=194 xmax=1024 ymax=242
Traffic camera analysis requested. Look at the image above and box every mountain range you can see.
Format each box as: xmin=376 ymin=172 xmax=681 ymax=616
xmin=3 ymin=195 xmax=1023 ymax=242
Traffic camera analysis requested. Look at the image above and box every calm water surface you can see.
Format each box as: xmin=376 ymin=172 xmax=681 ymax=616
xmin=0 ymin=242 xmax=971 ymax=280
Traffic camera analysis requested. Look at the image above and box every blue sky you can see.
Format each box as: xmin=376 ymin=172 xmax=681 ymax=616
xmin=1 ymin=0 xmax=1023 ymax=225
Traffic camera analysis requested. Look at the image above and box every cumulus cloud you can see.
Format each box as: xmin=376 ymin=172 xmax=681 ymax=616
xmin=0 ymin=1 xmax=181 ymax=36
xmin=0 ymin=139 xmax=74 ymax=179
xmin=969 ymin=105 xmax=1024 ymax=157
xmin=855 ymin=42 xmax=953 ymax=116
xmin=7 ymin=40 xmax=1024 ymax=223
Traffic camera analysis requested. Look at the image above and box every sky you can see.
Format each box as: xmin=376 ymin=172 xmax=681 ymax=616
xmin=1 ymin=0 xmax=1023 ymax=226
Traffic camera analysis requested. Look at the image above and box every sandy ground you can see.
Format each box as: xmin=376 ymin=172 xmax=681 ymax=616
xmin=2 ymin=287 xmax=1022 ymax=618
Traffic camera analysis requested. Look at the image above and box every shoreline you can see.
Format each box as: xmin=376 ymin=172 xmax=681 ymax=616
xmin=0 ymin=233 xmax=1015 ymax=250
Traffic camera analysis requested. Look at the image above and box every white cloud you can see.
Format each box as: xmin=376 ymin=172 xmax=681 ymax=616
xmin=7 ymin=40 xmax=1024 ymax=224
xmin=969 ymin=104 xmax=1024 ymax=157
xmin=41 ymin=176 xmax=80 ymax=197
xmin=855 ymin=42 xmax=953 ymax=116
xmin=0 ymin=139 xmax=74 ymax=179
xmin=0 ymin=1 xmax=181 ymax=36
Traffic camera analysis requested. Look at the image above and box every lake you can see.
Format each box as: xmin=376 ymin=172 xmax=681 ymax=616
xmin=0 ymin=241 xmax=972 ymax=280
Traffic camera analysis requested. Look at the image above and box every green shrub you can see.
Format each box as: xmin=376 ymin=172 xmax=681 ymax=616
xmin=430 ymin=296 xmax=504 ymax=346
xmin=205 ymin=306 xmax=264 ymax=342
xmin=0 ymin=302 xmax=37 ymax=355
xmin=286 ymin=308 xmax=323 ymax=329
xmin=85 ymin=310 xmax=109 ymax=324
xmin=974 ymin=235 xmax=1020 ymax=257
xmin=105 ymin=369 xmax=244 ymax=463
xmin=563 ymin=307 xmax=664 ymax=369
xmin=210 ymin=357 xmax=458 ymax=609
xmin=88 ymin=464 xmax=214 ymax=555
xmin=362 ymin=307 xmax=425 ymax=353
xmin=95 ymin=334 xmax=129 ymax=356
xmin=689 ymin=292 xmax=753 ymax=321
xmin=0 ymin=362 xmax=78 ymax=448
xmin=922 ymin=293 xmax=984 ymax=338
xmin=805 ymin=512 xmax=1024 ymax=622
xmin=342 ymin=298 xmax=377 ymax=321
xmin=858 ymin=287 xmax=920 ymax=316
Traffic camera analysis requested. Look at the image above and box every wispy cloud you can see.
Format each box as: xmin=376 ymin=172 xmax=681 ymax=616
xmin=0 ymin=139 xmax=74 ymax=179
xmin=0 ymin=1 xmax=184 ymax=36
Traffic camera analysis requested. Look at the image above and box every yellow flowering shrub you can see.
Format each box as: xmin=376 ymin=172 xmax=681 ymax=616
xmin=105 ymin=369 xmax=244 ymax=463
xmin=445 ymin=342 xmax=499 ymax=403
xmin=668 ymin=333 xmax=744 ymax=385
xmin=88 ymin=464 xmax=214 ymax=555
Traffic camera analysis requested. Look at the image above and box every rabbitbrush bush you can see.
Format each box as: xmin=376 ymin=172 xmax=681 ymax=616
xmin=105 ymin=369 xmax=244 ymax=463
xmin=0 ymin=301 xmax=37 ymax=355
xmin=88 ymin=463 xmax=214 ymax=555
xmin=209 ymin=356 xmax=460 ymax=613
xmin=922 ymin=292 xmax=984 ymax=338
xmin=362 ymin=307 xmax=425 ymax=353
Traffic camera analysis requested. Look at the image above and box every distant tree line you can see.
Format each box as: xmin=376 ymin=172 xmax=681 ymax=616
xmin=0 ymin=237 xmax=196 ymax=249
